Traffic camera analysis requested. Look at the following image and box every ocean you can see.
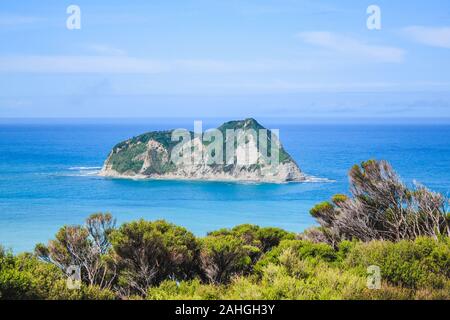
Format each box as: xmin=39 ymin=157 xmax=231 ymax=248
xmin=1 ymin=120 xmax=449 ymax=253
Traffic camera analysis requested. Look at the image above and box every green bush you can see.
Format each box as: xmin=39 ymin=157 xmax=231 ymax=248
xmin=147 ymin=279 xmax=220 ymax=300
xmin=200 ymin=235 xmax=259 ymax=283
xmin=255 ymin=240 xmax=338 ymax=274
xmin=0 ymin=268 xmax=36 ymax=300
xmin=0 ymin=252 xmax=115 ymax=300
xmin=110 ymin=219 xmax=201 ymax=295
xmin=208 ymin=224 xmax=294 ymax=253
xmin=344 ymin=237 xmax=450 ymax=289
xmin=1 ymin=217 xmax=450 ymax=300
xmin=309 ymin=160 xmax=450 ymax=243
xmin=216 ymin=262 xmax=365 ymax=300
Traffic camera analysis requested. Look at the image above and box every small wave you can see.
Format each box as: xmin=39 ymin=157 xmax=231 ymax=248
xmin=56 ymin=165 xmax=102 ymax=177
xmin=302 ymin=175 xmax=336 ymax=183
xmin=51 ymin=171 xmax=100 ymax=177
xmin=72 ymin=170 xmax=99 ymax=176
xmin=61 ymin=172 xmax=99 ymax=177
xmin=46 ymin=170 xmax=100 ymax=178
xmin=69 ymin=166 xmax=102 ymax=171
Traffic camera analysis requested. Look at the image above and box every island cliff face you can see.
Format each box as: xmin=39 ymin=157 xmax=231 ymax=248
xmin=99 ymin=119 xmax=305 ymax=183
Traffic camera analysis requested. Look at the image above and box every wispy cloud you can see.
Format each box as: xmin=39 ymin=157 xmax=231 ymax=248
xmin=0 ymin=56 xmax=311 ymax=74
xmin=0 ymin=14 xmax=43 ymax=26
xmin=0 ymin=56 xmax=166 ymax=74
xmin=201 ymin=80 xmax=450 ymax=94
xmin=87 ymin=44 xmax=127 ymax=56
xmin=297 ymin=31 xmax=405 ymax=63
xmin=402 ymin=26 xmax=450 ymax=49
xmin=236 ymin=1 xmax=342 ymax=16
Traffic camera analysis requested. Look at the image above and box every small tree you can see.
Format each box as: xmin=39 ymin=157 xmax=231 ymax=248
xmin=208 ymin=224 xmax=294 ymax=253
xmin=308 ymin=160 xmax=450 ymax=244
xmin=200 ymin=235 xmax=258 ymax=284
xmin=35 ymin=213 xmax=116 ymax=289
xmin=109 ymin=220 xmax=200 ymax=297
xmin=86 ymin=213 xmax=115 ymax=255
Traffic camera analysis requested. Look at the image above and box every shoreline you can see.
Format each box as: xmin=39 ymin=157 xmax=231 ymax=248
xmin=97 ymin=170 xmax=334 ymax=185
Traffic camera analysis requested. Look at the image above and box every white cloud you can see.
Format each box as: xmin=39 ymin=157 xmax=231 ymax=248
xmin=0 ymin=56 xmax=166 ymax=74
xmin=87 ymin=44 xmax=127 ymax=56
xmin=201 ymin=80 xmax=450 ymax=94
xmin=402 ymin=26 xmax=450 ymax=49
xmin=0 ymin=14 xmax=43 ymax=26
xmin=297 ymin=31 xmax=405 ymax=63
xmin=0 ymin=98 xmax=32 ymax=108
xmin=0 ymin=56 xmax=312 ymax=74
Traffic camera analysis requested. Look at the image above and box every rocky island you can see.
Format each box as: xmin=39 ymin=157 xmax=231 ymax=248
xmin=99 ymin=118 xmax=306 ymax=183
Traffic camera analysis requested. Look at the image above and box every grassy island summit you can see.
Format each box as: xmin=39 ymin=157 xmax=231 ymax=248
xmin=99 ymin=118 xmax=305 ymax=183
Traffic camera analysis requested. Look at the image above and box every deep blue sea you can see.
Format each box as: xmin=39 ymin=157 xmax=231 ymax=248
xmin=1 ymin=120 xmax=449 ymax=253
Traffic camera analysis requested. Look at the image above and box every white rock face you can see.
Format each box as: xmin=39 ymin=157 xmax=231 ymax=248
xmin=99 ymin=119 xmax=307 ymax=183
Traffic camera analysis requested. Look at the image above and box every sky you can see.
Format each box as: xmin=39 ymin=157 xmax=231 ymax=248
xmin=0 ymin=0 xmax=450 ymax=120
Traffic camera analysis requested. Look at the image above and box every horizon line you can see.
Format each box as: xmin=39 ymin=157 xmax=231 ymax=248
xmin=1 ymin=116 xmax=450 ymax=125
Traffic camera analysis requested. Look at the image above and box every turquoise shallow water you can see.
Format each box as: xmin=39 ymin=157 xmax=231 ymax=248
xmin=1 ymin=121 xmax=449 ymax=252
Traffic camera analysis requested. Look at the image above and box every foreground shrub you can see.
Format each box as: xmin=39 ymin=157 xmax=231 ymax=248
xmin=110 ymin=220 xmax=201 ymax=296
xmin=0 ymin=250 xmax=115 ymax=300
xmin=200 ymin=235 xmax=259 ymax=284
xmin=255 ymin=240 xmax=338 ymax=274
xmin=309 ymin=160 xmax=450 ymax=244
xmin=35 ymin=213 xmax=116 ymax=289
xmin=1 ymin=210 xmax=449 ymax=300
xmin=0 ymin=267 xmax=35 ymax=300
xmin=147 ymin=279 xmax=221 ymax=300
xmin=146 ymin=262 xmax=367 ymax=300
xmin=344 ymin=237 xmax=450 ymax=289
xmin=208 ymin=224 xmax=295 ymax=253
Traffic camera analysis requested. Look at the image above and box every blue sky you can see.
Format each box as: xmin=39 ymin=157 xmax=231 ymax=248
xmin=0 ymin=0 xmax=449 ymax=119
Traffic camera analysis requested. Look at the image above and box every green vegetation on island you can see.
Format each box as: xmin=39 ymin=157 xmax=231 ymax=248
xmin=1 ymin=160 xmax=449 ymax=300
